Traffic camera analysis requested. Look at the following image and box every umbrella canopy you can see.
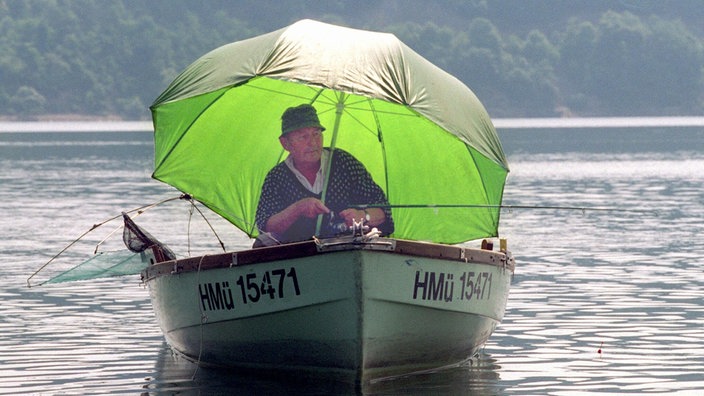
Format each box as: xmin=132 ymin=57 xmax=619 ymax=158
xmin=150 ymin=19 xmax=509 ymax=244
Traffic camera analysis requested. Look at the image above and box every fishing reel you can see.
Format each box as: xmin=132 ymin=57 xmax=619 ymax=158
xmin=328 ymin=212 xmax=375 ymax=237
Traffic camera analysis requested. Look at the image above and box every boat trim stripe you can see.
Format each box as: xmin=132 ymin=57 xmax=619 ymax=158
xmin=141 ymin=238 xmax=515 ymax=282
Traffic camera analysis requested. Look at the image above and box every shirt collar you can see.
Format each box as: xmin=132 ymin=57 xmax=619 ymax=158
xmin=284 ymin=149 xmax=328 ymax=194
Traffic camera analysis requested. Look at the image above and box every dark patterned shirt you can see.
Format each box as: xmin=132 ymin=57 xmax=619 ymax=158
xmin=256 ymin=148 xmax=394 ymax=243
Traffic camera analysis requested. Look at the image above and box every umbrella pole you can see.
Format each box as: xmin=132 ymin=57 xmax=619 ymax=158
xmin=315 ymin=93 xmax=345 ymax=235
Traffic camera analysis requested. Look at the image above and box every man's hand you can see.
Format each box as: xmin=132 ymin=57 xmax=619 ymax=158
xmin=339 ymin=208 xmax=367 ymax=226
xmin=339 ymin=207 xmax=385 ymax=227
xmin=296 ymin=198 xmax=330 ymax=218
xmin=264 ymin=198 xmax=329 ymax=235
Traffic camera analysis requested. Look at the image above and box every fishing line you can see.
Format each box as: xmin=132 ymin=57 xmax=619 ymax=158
xmin=187 ymin=203 xmax=194 ymax=257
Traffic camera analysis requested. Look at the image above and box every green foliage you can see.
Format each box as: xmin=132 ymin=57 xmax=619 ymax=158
xmin=556 ymin=11 xmax=704 ymax=115
xmin=0 ymin=0 xmax=702 ymax=118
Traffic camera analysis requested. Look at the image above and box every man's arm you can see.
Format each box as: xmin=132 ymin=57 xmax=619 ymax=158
xmin=265 ymin=198 xmax=330 ymax=235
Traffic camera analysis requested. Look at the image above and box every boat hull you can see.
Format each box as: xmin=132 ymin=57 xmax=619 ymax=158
xmin=142 ymin=238 xmax=514 ymax=382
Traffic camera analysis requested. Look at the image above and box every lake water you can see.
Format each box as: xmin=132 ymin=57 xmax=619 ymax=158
xmin=1 ymin=122 xmax=703 ymax=395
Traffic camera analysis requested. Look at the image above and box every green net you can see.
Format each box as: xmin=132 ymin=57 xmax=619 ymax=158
xmin=45 ymin=250 xmax=147 ymax=284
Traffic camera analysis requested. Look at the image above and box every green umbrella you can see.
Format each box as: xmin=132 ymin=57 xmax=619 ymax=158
xmin=150 ymin=19 xmax=509 ymax=244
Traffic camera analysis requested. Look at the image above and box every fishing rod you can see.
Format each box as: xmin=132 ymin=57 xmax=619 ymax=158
xmin=351 ymin=203 xmax=655 ymax=214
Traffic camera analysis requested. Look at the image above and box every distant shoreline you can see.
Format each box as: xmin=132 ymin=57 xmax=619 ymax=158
xmin=0 ymin=120 xmax=153 ymax=132
xmin=1 ymin=116 xmax=703 ymax=133
xmin=494 ymin=116 xmax=704 ymax=129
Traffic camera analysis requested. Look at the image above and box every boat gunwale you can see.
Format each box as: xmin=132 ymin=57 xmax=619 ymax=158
xmin=141 ymin=238 xmax=515 ymax=282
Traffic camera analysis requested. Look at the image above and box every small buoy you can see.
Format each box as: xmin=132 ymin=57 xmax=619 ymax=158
xmin=597 ymin=341 xmax=603 ymax=356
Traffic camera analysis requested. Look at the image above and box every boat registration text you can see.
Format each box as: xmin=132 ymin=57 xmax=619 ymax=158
xmin=196 ymin=266 xmax=494 ymax=312
xmin=198 ymin=267 xmax=301 ymax=311
xmin=413 ymin=270 xmax=492 ymax=302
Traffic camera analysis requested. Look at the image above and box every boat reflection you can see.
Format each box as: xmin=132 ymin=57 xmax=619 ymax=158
xmin=145 ymin=342 xmax=504 ymax=394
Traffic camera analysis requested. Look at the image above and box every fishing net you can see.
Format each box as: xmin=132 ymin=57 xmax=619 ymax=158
xmin=122 ymin=212 xmax=176 ymax=261
xmin=45 ymin=250 xmax=146 ymax=284
xmin=44 ymin=213 xmax=176 ymax=284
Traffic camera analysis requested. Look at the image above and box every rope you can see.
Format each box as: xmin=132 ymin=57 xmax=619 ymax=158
xmin=191 ymin=253 xmax=208 ymax=380
xmin=183 ymin=196 xmax=227 ymax=253
xmin=187 ymin=202 xmax=194 ymax=257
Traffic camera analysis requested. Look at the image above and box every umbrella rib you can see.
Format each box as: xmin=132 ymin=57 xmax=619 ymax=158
xmin=366 ymin=99 xmax=391 ymax=202
xmin=244 ymin=83 xmax=317 ymax=103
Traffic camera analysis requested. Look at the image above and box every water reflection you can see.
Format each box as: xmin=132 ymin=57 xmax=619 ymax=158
xmin=145 ymin=346 xmax=505 ymax=395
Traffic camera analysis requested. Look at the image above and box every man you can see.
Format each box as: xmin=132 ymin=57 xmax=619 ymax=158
xmin=255 ymin=104 xmax=394 ymax=245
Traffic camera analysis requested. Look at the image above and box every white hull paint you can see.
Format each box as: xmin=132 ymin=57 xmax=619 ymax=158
xmin=142 ymin=237 xmax=515 ymax=382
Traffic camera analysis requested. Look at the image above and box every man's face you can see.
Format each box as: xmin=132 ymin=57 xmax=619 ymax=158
xmin=280 ymin=127 xmax=324 ymax=166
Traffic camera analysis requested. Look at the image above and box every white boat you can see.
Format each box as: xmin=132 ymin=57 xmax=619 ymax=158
xmin=137 ymin=19 xmax=517 ymax=385
xmin=140 ymin=233 xmax=514 ymax=383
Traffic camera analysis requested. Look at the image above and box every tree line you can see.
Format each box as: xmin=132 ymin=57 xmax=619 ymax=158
xmin=1 ymin=1 xmax=702 ymax=119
